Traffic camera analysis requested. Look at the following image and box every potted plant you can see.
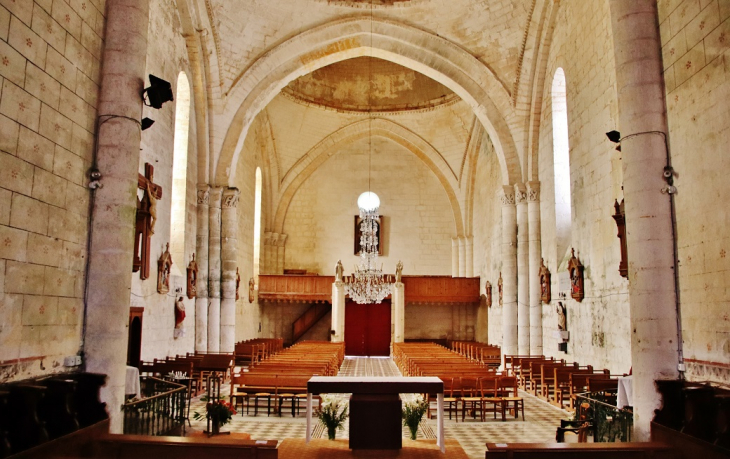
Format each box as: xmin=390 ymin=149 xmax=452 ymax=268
xmin=316 ymin=396 xmax=349 ymax=440
xmin=402 ymin=395 xmax=429 ymax=440
xmin=193 ymin=396 xmax=236 ymax=435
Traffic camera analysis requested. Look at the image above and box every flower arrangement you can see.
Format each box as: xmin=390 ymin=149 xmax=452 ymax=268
xmin=316 ymin=396 xmax=349 ymax=440
xmin=193 ymin=396 xmax=236 ymax=432
xmin=402 ymin=395 xmax=429 ymax=440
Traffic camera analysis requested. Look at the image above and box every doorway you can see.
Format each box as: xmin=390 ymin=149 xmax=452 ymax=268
xmin=127 ymin=307 xmax=144 ymax=367
xmin=345 ymin=300 xmax=391 ymax=356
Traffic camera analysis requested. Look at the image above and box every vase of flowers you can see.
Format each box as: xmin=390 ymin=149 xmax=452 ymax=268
xmin=316 ymin=396 xmax=349 ymax=440
xmin=402 ymin=395 xmax=429 ymax=440
xmin=193 ymin=396 xmax=236 ymax=435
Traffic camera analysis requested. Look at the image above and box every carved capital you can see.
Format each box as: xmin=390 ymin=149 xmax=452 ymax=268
xmin=197 ymin=185 xmax=210 ymax=205
xmin=222 ymin=187 xmax=240 ymax=208
xmin=527 ymin=181 xmax=541 ymax=202
xmin=275 ymin=234 xmax=288 ymax=247
xmin=500 ymin=186 xmax=515 ymax=206
xmin=514 ymin=183 xmax=527 ymax=204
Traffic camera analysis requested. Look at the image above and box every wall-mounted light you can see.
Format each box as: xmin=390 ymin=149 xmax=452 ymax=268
xmin=142 ymin=75 xmax=174 ymax=109
xmin=606 ymin=130 xmax=621 ymax=151
xmin=141 ymin=117 xmax=155 ymax=131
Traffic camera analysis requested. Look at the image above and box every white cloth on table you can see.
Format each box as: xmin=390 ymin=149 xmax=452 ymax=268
xmin=617 ymin=375 xmax=633 ymax=408
xmin=125 ymin=365 xmax=141 ymax=397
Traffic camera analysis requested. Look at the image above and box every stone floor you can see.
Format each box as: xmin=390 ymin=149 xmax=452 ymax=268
xmin=187 ymin=356 xmax=570 ymax=459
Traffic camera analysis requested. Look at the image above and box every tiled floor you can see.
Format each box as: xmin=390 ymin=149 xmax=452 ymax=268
xmin=188 ymin=356 xmax=570 ymax=459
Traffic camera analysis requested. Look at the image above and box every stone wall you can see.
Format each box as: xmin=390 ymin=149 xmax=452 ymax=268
xmin=133 ymin=0 xmax=198 ymax=362
xmin=658 ymin=0 xmax=730 ymax=384
xmin=535 ymin=0 xmax=630 ymax=373
xmin=404 ymin=303 xmax=476 ymax=342
xmin=0 ymin=0 xmax=102 ymax=381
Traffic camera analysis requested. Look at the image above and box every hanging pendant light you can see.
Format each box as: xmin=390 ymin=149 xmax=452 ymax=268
xmin=344 ymin=0 xmax=392 ymax=304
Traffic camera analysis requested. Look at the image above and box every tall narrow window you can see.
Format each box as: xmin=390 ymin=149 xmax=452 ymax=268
xmin=552 ymin=68 xmax=572 ymax=259
xmin=171 ymin=72 xmax=191 ymax=270
xmin=253 ymin=167 xmax=262 ymax=284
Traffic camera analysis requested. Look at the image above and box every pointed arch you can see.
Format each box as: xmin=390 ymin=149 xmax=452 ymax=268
xmin=271 ymin=118 xmax=465 ymax=237
xmin=213 ymin=16 xmax=521 ymax=188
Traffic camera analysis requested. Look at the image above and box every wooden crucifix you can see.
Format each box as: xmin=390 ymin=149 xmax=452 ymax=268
xmin=133 ymin=163 xmax=163 ymax=280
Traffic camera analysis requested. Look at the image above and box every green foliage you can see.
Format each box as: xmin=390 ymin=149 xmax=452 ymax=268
xmin=402 ymin=395 xmax=429 ymax=440
xmin=316 ymin=396 xmax=349 ymax=432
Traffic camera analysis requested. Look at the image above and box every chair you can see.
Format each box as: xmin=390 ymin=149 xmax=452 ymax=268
xmin=499 ymin=376 xmax=524 ymax=421
xmin=480 ymin=377 xmax=506 ymax=422
xmin=460 ymin=377 xmax=482 ymax=422
xmin=253 ymin=391 xmax=273 ymax=416
xmin=229 ymin=373 xmax=249 ymax=415
xmin=556 ymin=419 xmax=594 ymax=442
xmin=443 ymin=377 xmax=461 ymax=421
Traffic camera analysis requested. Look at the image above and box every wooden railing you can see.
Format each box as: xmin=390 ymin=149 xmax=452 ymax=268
xmin=259 ymin=274 xmax=481 ymax=304
xmin=122 ymin=377 xmax=186 ymax=436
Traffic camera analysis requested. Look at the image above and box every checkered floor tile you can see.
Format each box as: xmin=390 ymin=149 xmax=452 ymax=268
xmin=187 ymin=357 xmax=571 ymax=458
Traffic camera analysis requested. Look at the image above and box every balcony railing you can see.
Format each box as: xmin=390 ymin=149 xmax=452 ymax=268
xmin=573 ymin=391 xmax=633 ymax=442
xmin=122 ymin=377 xmax=186 ymax=436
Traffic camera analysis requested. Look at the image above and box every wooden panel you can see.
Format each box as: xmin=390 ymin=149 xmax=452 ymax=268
xmin=403 ymin=276 xmax=480 ymax=303
xmin=258 ymin=275 xmax=334 ymax=302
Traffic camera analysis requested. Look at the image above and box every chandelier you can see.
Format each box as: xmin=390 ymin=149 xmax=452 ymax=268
xmin=345 ymin=192 xmax=392 ymax=303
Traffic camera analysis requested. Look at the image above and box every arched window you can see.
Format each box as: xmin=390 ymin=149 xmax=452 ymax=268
xmin=253 ymin=167 xmax=262 ymax=284
xmin=552 ymin=68 xmax=572 ymax=259
xmin=170 ymin=72 xmax=191 ymax=270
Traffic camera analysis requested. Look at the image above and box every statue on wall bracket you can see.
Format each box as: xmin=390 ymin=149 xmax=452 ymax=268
xmin=395 ymin=260 xmax=403 ymax=283
xmin=612 ymin=199 xmax=628 ymax=279
xmin=335 ymin=260 xmax=344 ymax=282
xmin=174 ymin=296 xmax=185 ymax=338
xmin=485 ymin=281 xmax=492 ymax=308
xmin=249 ymin=277 xmax=255 ymax=303
xmin=157 ymin=243 xmax=173 ymax=294
xmin=235 ymin=268 xmax=241 ymax=301
xmin=567 ymin=248 xmax=584 ymax=302
xmin=539 ymin=258 xmax=551 ymax=304
xmin=498 ymin=272 xmax=503 ymax=306
xmin=186 ymin=253 xmax=198 ymax=299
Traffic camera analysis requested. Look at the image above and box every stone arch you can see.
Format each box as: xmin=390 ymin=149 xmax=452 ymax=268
xmin=215 ymin=16 xmax=521 ymax=187
xmin=272 ymin=118 xmax=465 ymax=237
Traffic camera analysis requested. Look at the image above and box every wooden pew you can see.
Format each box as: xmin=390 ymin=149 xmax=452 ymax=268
xmin=97 ymin=434 xmax=278 ymax=459
xmin=485 ymin=442 xmax=675 ymax=458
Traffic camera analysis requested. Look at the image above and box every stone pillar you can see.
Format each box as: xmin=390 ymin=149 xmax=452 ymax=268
xmin=458 ymin=237 xmax=466 ymax=277
xmin=331 ymin=281 xmax=346 ymax=342
xmin=83 ymin=0 xmax=149 ymax=433
xmin=515 ymin=184 xmax=530 ymax=355
xmin=500 ymin=186 xmax=518 ymax=363
xmin=451 ymin=238 xmax=459 ymax=277
xmin=207 ymin=187 xmax=222 ymax=352
xmin=527 ymin=182 xmax=543 ymax=355
xmin=392 ymin=282 xmax=405 ymax=343
xmin=465 ymin=237 xmax=474 ymax=278
xmin=195 ymin=185 xmax=210 ymax=352
xmin=610 ymin=0 xmax=679 ymax=440
xmin=220 ymin=188 xmax=240 ymax=352
xmin=275 ymin=234 xmax=287 ymax=274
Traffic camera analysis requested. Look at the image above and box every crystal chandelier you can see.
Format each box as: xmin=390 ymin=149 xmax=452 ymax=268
xmin=344 ymin=192 xmax=392 ymax=304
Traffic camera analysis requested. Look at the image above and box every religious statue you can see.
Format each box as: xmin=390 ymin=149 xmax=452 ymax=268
xmin=335 ymin=259 xmax=344 ymax=282
xmin=133 ymin=163 xmax=162 ymax=280
xmin=485 ymin=281 xmax=492 ymax=307
xmin=498 ymin=272 xmax=503 ymax=306
xmin=567 ymin=248 xmax=584 ymax=302
xmin=248 ymin=277 xmax=255 ymax=303
xmin=235 ymin=267 xmax=241 ymax=300
xmin=556 ymin=302 xmax=566 ymax=331
xmin=146 ymin=182 xmax=157 ymax=234
xmin=174 ymin=296 xmax=186 ymax=338
xmin=186 ymin=253 xmax=198 ymax=299
xmin=539 ymin=258 xmax=551 ymax=304
xmin=157 ymin=243 xmax=173 ymax=294
xmin=395 ymin=260 xmax=403 ymax=283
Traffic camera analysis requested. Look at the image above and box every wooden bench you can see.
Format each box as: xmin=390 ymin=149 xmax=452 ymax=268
xmin=485 ymin=442 xmax=675 ymax=458
xmin=97 ymin=434 xmax=278 ymax=459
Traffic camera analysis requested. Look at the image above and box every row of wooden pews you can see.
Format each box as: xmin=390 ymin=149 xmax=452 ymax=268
xmin=506 ymin=355 xmax=618 ymax=411
xmin=451 ymin=341 xmax=502 ymax=368
xmin=234 ymin=338 xmax=283 ymax=367
xmin=230 ymin=341 xmax=345 ymax=417
xmin=394 ymin=343 xmax=523 ymax=422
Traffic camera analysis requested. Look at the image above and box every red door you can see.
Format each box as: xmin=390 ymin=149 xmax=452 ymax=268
xmin=345 ymin=300 xmax=391 ymax=356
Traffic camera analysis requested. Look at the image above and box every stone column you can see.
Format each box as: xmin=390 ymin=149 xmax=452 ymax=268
xmin=207 ymin=187 xmax=222 ymax=352
xmin=500 ymin=186 xmax=518 ymax=363
xmin=458 ymin=237 xmax=466 ymax=277
xmin=465 ymin=237 xmax=474 ymax=278
xmin=195 ymin=185 xmax=210 ymax=352
xmin=527 ymin=182 xmax=543 ymax=355
xmin=220 ymin=188 xmax=240 ymax=352
xmin=451 ymin=238 xmax=459 ymax=277
xmin=83 ymin=0 xmax=149 ymax=434
xmin=275 ymin=234 xmax=287 ymax=274
xmin=392 ymin=282 xmax=405 ymax=343
xmin=610 ymin=0 xmax=679 ymax=440
xmin=515 ymin=184 xmax=530 ymax=355
xmin=331 ymin=281 xmax=346 ymax=343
